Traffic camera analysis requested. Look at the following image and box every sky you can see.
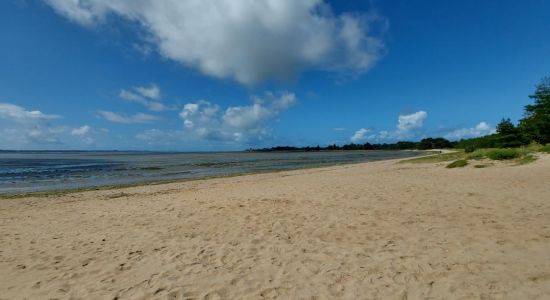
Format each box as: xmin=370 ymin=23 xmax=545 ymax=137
xmin=1 ymin=0 xmax=549 ymax=151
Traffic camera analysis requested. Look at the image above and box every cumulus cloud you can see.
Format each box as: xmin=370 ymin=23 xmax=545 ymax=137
xmin=44 ymin=0 xmax=386 ymax=85
xmin=178 ymin=91 xmax=296 ymax=142
xmin=70 ymin=125 xmax=91 ymax=136
xmin=350 ymin=128 xmax=370 ymax=143
xmin=0 ymin=102 xmax=63 ymax=146
xmin=0 ymin=103 xmax=96 ymax=148
xmin=119 ymin=84 xmax=167 ymax=111
xmin=70 ymin=125 xmax=95 ymax=144
xmin=445 ymin=122 xmax=496 ymax=140
xmin=397 ymin=111 xmax=427 ymax=132
xmin=350 ymin=110 xmax=428 ymax=142
xmin=98 ymin=111 xmax=158 ymax=124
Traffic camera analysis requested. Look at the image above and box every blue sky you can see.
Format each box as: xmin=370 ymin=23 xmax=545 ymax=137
xmin=1 ymin=0 xmax=549 ymax=151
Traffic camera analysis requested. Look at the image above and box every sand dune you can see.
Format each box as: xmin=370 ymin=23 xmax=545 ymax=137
xmin=1 ymin=155 xmax=550 ymax=299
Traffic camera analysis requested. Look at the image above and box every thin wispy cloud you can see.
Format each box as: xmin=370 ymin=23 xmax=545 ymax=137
xmin=0 ymin=102 xmax=60 ymax=122
xmin=98 ymin=111 xmax=158 ymax=124
xmin=44 ymin=0 xmax=386 ymax=85
xmin=119 ymin=84 xmax=167 ymax=111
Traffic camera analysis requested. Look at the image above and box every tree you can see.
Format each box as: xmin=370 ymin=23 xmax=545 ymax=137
xmin=496 ymin=118 xmax=516 ymax=135
xmin=519 ymin=77 xmax=550 ymax=144
xmin=496 ymin=118 xmax=523 ymax=147
xmin=418 ymin=137 xmax=452 ymax=150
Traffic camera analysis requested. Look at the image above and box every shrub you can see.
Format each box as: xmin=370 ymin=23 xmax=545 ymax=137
xmin=474 ymin=164 xmax=489 ymax=168
xmin=518 ymin=154 xmax=537 ymax=165
xmin=466 ymin=149 xmax=488 ymax=160
xmin=454 ymin=134 xmax=502 ymax=149
xmin=465 ymin=145 xmax=476 ymax=153
xmin=541 ymin=144 xmax=550 ymax=153
xmin=522 ymin=141 xmax=543 ymax=152
xmin=418 ymin=137 xmax=453 ymax=150
xmin=446 ymin=159 xmax=468 ymax=168
xmin=487 ymin=149 xmax=521 ymax=160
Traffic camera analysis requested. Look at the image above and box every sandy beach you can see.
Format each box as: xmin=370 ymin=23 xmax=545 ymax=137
xmin=1 ymin=155 xmax=550 ymax=299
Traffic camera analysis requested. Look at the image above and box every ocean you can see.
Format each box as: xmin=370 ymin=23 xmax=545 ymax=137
xmin=0 ymin=150 xmax=423 ymax=194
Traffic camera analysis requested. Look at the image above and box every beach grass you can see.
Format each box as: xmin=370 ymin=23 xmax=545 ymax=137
xmin=399 ymin=151 xmax=465 ymax=164
xmin=517 ymin=154 xmax=537 ymax=165
xmin=446 ymin=159 xmax=468 ymax=168
xmin=466 ymin=149 xmax=490 ymax=160
xmin=486 ymin=148 xmax=521 ymax=160
xmin=402 ymin=144 xmax=549 ymax=168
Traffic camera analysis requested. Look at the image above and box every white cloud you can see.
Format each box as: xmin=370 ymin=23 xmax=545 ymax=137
xmin=350 ymin=128 xmax=370 ymax=143
xmin=136 ymin=129 xmax=182 ymax=145
xmin=178 ymin=91 xmax=296 ymax=142
xmin=0 ymin=102 xmax=98 ymax=148
xmin=135 ymin=84 xmax=160 ymax=100
xmin=44 ymin=0 xmax=386 ymax=85
xmin=98 ymin=111 xmax=158 ymax=124
xmin=351 ymin=110 xmax=428 ymax=142
xmin=119 ymin=84 xmax=167 ymax=111
xmin=445 ymin=122 xmax=496 ymax=140
xmin=0 ymin=103 xmax=64 ymax=147
xmin=397 ymin=111 xmax=428 ymax=132
xmin=0 ymin=102 xmax=60 ymax=122
xmin=223 ymin=104 xmax=272 ymax=130
xmin=70 ymin=125 xmax=91 ymax=136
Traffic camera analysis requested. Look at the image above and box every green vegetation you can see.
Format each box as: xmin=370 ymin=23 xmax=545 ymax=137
xmin=446 ymin=159 xmax=468 ymax=168
xmin=486 ymin=148 xmax=521 ymax=160
xmin=253 ymin=77 xmax=550 ymax=155
xmin=400 ymin=151 xmax=464 ymax=163
xmin=474 ymin=164 xmax=490 ymax=168
xmin=455 ymin=77 xmax=550 ymax=151
xmin=466 ymin=149 xmax=490 ymax=160
xmin=402 ymin=142 xmax=547 ymax=167
xmin=252 ymin=137 xmax=453 ymax=152
xmin=464 ymin=145 xmax=476 ymax=153
xmin=518 ymin=154 xmax=537 ymax=165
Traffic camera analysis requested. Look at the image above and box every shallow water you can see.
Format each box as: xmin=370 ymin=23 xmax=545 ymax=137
xmin=0 ymin=150 xmax=423 ymax=193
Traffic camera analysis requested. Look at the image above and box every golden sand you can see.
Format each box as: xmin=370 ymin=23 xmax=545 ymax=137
xmin=1 ymin=155 xmax=550 ymax=299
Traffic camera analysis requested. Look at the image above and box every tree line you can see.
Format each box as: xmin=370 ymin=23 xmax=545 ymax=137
xmin=455 ymin=77 xmax=550 ymax=151
xmin=250 ymin=77 xmax=550 ymax=152
xmin=250 ymin=137 xmax=453 ymax=152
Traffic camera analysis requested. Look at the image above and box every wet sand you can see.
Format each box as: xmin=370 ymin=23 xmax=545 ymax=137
xmin=1 ymin=155 xmax=550 ymax=299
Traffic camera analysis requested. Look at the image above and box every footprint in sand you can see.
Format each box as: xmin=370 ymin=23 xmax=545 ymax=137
xmin=158 ymin=286 xmax=199 ymax=300
xmin=203 ymin=290 xmax=225 ymax=300
xmin=259 ymin=287 xmax=283 ymax=299
xmin=328 ymin=283 xmax=345 ymax=297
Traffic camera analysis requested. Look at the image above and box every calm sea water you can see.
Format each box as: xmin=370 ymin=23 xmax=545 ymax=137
xmin=0 ymin=150 xmax=423 ymax=194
